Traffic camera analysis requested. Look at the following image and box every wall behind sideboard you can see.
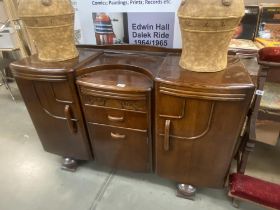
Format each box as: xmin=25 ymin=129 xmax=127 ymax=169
xmin=0 ymin=1 xmax=7 ymax=27
xmin=0 ymin=0 xmax=279 ymax=26
xmin=245 ymin=0 xmax=280 ymax=4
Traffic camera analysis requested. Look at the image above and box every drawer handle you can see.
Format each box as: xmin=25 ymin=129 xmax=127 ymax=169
xmin=108 ymin=115 xmax=124 ymax=122
xmin=111 ymin=132 xmax=126 ymax=139
xmin=64 ymin=105 xmax=77 ymax=134
xmin=164 ymin=120 xmax=171 ymax=151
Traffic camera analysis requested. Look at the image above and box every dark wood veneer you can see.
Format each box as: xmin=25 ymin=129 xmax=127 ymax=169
xmin=10 ymin=45 xmax=254 ymax=188
xmin=155 ymin=54 xmax=254 ymax=188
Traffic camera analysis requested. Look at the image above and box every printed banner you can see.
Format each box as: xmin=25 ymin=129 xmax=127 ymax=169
xmin=128 ymin=12 xmax=175 ymax=48
xmin=72 ymin=0 xmax=182 ymax=48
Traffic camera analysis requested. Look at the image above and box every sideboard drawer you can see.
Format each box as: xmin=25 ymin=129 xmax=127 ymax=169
xmin=80 ymin=87 xmax=148 ymax=112
xmin=84 ymin=106 xmax=148 ymax=130
xmin=88 ymin=123 xmax=150 ymax=172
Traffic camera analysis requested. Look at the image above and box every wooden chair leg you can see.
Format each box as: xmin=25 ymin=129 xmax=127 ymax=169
xmin=238 ymin=138 xmax=256 ymax=174
xmin=235 ymin=133 xmax=248 ymax=161
xmin=232 ymin=198 xmax=240 ymax=208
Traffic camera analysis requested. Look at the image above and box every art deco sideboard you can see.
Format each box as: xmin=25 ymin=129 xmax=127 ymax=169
xmin=10 ymin=45 xmax=254 ymax=190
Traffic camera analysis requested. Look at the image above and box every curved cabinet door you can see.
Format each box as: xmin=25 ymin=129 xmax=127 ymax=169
xmin=16 ymin=78 xmax=92 ymax=160
xmin=155 ymin=84 xmax=252 ymax=188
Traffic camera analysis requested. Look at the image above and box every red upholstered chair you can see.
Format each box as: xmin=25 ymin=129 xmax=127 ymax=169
xmin=229 ymin=173 xmax=280 ymax=210
xmin=237 ymin=47 xmax=280 ymax=174
xmin=230 ymin=47 xmax=280 ymax=209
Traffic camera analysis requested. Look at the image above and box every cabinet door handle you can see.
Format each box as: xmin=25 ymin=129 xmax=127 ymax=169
xmin=111 ymin=132 xmax=126 ymax=139
xmin=64 ymin=105 xmax=77 ymax=134
xmin=108 ymin=115 xmax=124 ymax=122
xmin=164 ymin=120 xmax=171 ymax=151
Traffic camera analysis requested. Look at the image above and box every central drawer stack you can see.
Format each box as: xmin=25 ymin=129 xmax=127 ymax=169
xmin=76 ymin=67 xmax=153 ymax=172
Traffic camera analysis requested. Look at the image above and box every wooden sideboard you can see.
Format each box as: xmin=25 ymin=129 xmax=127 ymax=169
xmin=10 ymin=45 xmax=254 ymax=189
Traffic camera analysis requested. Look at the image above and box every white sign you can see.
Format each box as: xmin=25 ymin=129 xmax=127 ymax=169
xmin=73 ymin=0 xmax=182 ymax=48
xmin=128 ymin=12 xmax=175 ymax=48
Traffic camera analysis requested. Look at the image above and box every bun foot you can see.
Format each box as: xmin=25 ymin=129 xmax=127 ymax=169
xmin=176 ymin=184 xmax=196 ymax=200
xmin=61 ymin=158 xmax=78 ymax=172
